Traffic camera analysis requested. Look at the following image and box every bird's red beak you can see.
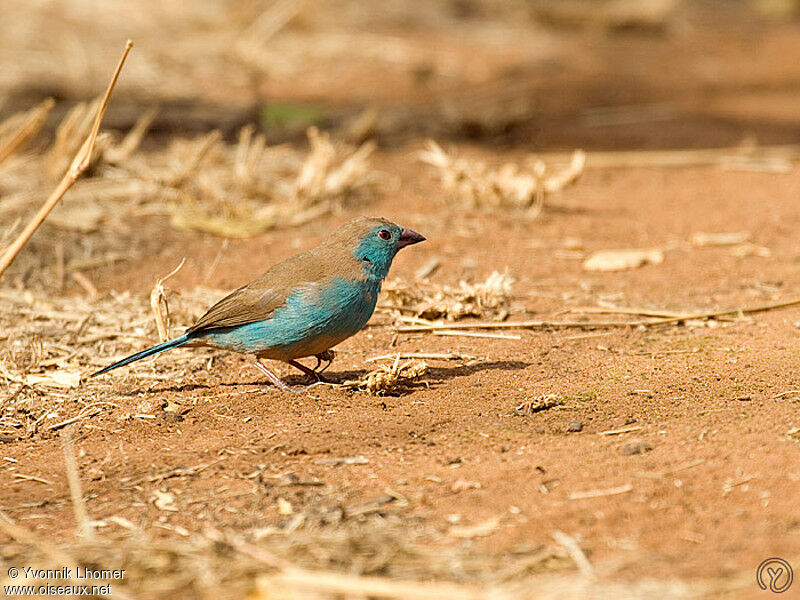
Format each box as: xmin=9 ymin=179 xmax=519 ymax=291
xmin=397 ymin=227 xmax=425 ymax=249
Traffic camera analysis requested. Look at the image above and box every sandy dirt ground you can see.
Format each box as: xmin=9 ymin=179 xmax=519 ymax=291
xmin=3 ymin=1 xmax=800 ymax=599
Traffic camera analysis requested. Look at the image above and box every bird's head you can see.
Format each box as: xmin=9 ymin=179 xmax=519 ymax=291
xmin=335 ymin=217 xmax=425 ymax=281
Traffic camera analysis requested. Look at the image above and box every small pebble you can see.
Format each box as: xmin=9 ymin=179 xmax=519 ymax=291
xmin=566 ymin=420 xmax=584 ymax=433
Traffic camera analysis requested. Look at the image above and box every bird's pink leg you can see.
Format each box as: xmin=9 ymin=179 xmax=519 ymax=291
xmin=254 ymin=358 xmax=295 ymax=393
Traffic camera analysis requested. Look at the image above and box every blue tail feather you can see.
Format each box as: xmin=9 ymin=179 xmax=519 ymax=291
xmin=91 ymin=333 xmax=192 ymax=377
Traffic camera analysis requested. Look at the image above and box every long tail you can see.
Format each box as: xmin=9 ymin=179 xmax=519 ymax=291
xmin=91 ymin=333 xmax=192 ymax=377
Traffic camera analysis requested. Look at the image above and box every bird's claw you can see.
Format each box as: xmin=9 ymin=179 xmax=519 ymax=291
xmin=313 ymin=350 xmax=335 ymax=374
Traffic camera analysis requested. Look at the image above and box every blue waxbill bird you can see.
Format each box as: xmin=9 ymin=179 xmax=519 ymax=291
xmin=92 ymin=217 xmax=425 ymax=391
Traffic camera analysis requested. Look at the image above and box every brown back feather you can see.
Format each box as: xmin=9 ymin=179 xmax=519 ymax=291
xmin=187 ymin=217 xmax=393 ymax=333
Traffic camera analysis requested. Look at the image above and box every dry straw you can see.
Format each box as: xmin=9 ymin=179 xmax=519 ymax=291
xmin=343 ymin=355 xmax=428 ymax=395
xmin=382 ymin=270 xmax=515 ymax=321
xmin=0 ymin=40 xmax=133 ymax=279
xmin=420 ymin=140 xmax=585 ymax=215
xmin=159 ymin=125 xmax=383 ymax=238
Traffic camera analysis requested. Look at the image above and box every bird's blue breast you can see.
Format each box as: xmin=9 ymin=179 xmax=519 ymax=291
xmin=199 ymin=277 xmax=380 ymax=360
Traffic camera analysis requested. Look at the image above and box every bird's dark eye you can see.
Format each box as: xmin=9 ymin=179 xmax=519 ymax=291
xmin=378 ymin=229 xmax=391 ymax=241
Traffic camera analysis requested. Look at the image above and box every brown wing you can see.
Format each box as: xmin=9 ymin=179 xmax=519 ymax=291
xmin=186 ymin=280 xmax=291 ymax=334
xmin=186 ymin=241 xmax=361 ymax=334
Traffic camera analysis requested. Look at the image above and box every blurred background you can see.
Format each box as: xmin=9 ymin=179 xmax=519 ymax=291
xmin=5 ymin=0 xmax=800 ymax=149
xmin=5 ymin=0 xmax=800 ymax=289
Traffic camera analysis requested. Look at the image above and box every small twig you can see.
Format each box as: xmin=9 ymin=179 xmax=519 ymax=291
xmin=598 ymin=425 xmax=642 ymax=436
xmin=104 ymin=106 xmax=157 ymax=164
xmin=0 ymin=40 xmax=133 ymax=279
xmin=433 ymin=330 xmax=522 ymax=340
xmin=11 ymin=473 xmax=54 ymax=485
xmin=415 ymin=257 xmax=441 ymax=279
xmin=534 ymin=144 xmax=800 ymax=169
xmin=48 ymin=402 xmax=115 ymax=431
xmin=71 ymin=271 xmax=98 ymax=300
xmin=0 ymin=98 xmax=55 ymax=165
xmin=260 ymin=569 xmax=489 ymax=600
xmin=0 ymin=510 xmax=78 ymax=569
xmin=396 ymin=319 xmax=671 ymax=333
xmin=366 ymin=352 xmax=475 ymax=362
xmin=150 ymin=258 xmax=185 ymax=341
xmin=203 ymin=239 xmax=229 ymax=284
xmin=569 ymin=306 xmax=689 ymax=318
xmin=568 ymin=483 xmax=633 ymax=500
xmin=168 ymin=130 xmax=221 ymax=187
xmin=63 ymin=429 xmax=94 ymax=540
xmin=0 ymin=217 xmax=22 ymax=252
xmin=0 ymin=511 xmax=134 ymax=600
xmin=552 ymin=531 xmax=595 ymax=579
xmin=398 ymin=296 xmax=800 ymax=333
xmin=562 ymin=331 xmax=614 ymax=341
xmin=205 ymin=528 xmax=295 ymax=571
xmin=119 ymin=459 xmax=223 ymax=487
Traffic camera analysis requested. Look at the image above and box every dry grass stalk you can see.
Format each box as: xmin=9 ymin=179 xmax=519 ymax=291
xmin=397 ymin=292 xmax=800 ymax=333
xmin=598 ymin=425 xmax=642 ymax=436
xmin=343 ymin=356 xmax=428 ymax=395
xmin=234 ymin=0 xmax=307 ymax=69
xmin=568 ymin=484 xmax=633 ymax=501
xmin=257 ymin=569 xmax=490 ymax=600
xmin=0 ymin=508 xmax=580 ymax=600
xmin=395 ymin=319 xmax=668 ymax=333
xmin=551 ymin=531 xmax=595 ymax=580
xmin=382 ymin=270 xmax=514 ymax=321
xmin=366 ymin=352 xmax=475 ymax=362
xmin=62 ymin=429 xmax=95 ymax=540
xmin=420 ymin=140 xmax=584 ymax=212
xmin=104 ymin=106 xmax=158 ymax=165
xmin=150 ymin=258 xmax=186 ymax=342
xmin=567 ymin=306 xmax=688 ymax=318
xmin=167 ymin=129 xmax=223 ymax=188
xmin=165 ymin=126 xmax=382 ymax=238
xmin=534 ymin=143 xmax=800 ymax=169
xmin=71 ymin=271 xmax=98 ymax=299
xmin=294 ymin=126 xmax=378 ymax=205
xmin=434 ymin=330 xmax=521 ymax=340
xmin=233 ymin=124 xmax=268 ymax=186
xmin=46 ymin=99 xmax=100 ymax=178
xmin=0 ymin=97 xmax=55 ymax=165
xmin=0 ymin=40 xmax=134 ymax=279
xmin=0 ymin=286 xmax=220 ymax=441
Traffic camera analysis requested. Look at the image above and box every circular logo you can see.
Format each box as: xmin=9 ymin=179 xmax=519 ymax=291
xmin=756 ymin=558 xmax=793 ymax=593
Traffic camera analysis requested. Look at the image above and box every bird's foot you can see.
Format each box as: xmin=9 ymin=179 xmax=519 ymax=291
xmin=313 ymin=350 xmax=335 ymax=374
xmin=289 ymin=357 xmax=333 ymax=385
xmin=254 ymin=359 xmax=297 ymax=393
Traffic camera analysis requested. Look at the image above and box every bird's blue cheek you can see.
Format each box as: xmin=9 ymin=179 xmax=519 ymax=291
xmin=354 ymin=239 xmax=397 ymax=280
